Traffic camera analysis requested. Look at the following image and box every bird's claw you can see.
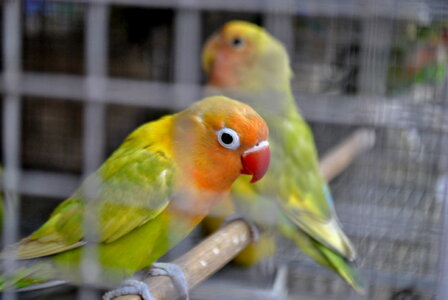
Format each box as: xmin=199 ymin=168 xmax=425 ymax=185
xmin=103 ymin=262 xmax=189 ymax=300
xmin=103 ymin=279 xmax=155 ymax=300
xmin=140 ymin=262 xmax=189 ymax=300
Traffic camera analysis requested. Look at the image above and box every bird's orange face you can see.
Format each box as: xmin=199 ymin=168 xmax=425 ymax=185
xmin=174 ymin=96 xmax=270 ymax=191
xmin=202 ymin=21 xmax=264 ymax=88
xmin=203 ymin=104 xmax=270 ymax=184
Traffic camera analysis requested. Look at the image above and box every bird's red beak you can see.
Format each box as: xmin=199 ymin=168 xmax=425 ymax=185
xmin=241 ymin=140 xmax=270 ymax=183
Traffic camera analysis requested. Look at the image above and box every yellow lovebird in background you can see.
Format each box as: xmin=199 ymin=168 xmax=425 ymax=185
xmin=0 ymin=96 xmax=270 ymax=300
xmin=202 ymin=21 xmax=364 ymax=292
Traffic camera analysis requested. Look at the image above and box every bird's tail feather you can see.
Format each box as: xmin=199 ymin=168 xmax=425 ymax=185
xmin=280 ymin=221 xmax=365 ymax=293
xmin=315 ymin=241 xmax=365 ymax=294
xmin=0 ymin=260 xmax=57 ymax=291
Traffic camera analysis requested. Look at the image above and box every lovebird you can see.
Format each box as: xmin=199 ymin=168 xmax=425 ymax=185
xmin=0 ymin=96 xmax=270 ymax=300
xmin=202 ymin=21 xmax=364 ymax=292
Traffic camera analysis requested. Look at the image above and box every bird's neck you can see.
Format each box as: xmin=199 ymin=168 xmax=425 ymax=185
xmin=168 ymin=186 xmax=228 ymax=221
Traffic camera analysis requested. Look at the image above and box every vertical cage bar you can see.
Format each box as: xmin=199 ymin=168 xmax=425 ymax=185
xmin=167 ymin=8 xmax=201 ymax=258
xmin=83 ymin=1 xmax=108 ymax=175
xmin=173 ymin=9 xmax=201 ymax=106
xmin=78 ymin=2 xmax=109 ymax=299
xmin=436 ymin=74 xmax=448 ymax=300
xmin=2 ymin=0 xmax=22 ymax=299
xmin=357 ymin=16 xmax=393 ymax=95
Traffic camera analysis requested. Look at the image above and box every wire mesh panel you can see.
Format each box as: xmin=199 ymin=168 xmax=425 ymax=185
xmin=22 ymin=97 xmax=83 ymax=173
xmin=0 ymin=0 xmax=448 ymax=299
xmin=108 ymin=7 xmax=174 ymax=81
xmin=23 ymin=1 xmax=85 ymax=74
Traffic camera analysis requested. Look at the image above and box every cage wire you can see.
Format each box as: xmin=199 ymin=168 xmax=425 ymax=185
xmin=0 ymin=0 xmax=448 ymax=299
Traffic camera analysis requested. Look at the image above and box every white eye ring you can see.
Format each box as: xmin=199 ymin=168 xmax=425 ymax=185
xmin=216 ymin=128 xmax=240 ymax=150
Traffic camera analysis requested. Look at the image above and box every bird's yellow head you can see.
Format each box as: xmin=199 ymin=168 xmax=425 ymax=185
xmin=202 ymin=20 xmax=292 ymax=91
xmin=174 ymin=96 xmax=270 ymax=191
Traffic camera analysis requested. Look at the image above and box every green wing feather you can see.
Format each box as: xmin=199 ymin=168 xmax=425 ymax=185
xmin=274 ymin=109 xmax=356 ymax=261
xmin=12 ymin=134 xmax=174 ymax=259
xmin=234 ymin=105 xmax=355 ymax=261
xmin=232 ymin=178 xmax=363 ymax=292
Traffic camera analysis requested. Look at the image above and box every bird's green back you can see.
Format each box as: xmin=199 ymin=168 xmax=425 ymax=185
xmin=2 ymin=117 xmax=179 ymax=287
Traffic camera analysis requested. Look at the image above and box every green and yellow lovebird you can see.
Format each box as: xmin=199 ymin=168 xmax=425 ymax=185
xmin=0 ymin=96 xmax=270 ymax=299
xmin=202 ymin=21 xmax=364 ymax=292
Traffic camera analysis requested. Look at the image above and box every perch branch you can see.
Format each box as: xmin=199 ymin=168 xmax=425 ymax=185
xmin=319 ymin=129 xmax=376 ymax=181
xmin=114 ymin=220 xmax=251 ymax=300
xmin=112 ymin=128 xmax=376 ymax=300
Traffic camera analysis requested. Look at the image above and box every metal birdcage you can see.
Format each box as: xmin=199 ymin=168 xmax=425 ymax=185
xmin=1 ymin=0 xmax=448 ymax=299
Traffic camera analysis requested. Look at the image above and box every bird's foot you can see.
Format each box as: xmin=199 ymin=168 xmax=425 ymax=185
xmin=103 ymin=279 xmax=155 ymax=300
xmin=222 ymin=214 xmax=260 ymax=242
xmin=141 ymin=262 xmax=189 ymax=300
xmin=103 ymin=263 xmax=188 ymax=300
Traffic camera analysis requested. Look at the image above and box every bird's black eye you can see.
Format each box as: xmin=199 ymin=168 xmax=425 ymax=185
xmin=216 ymin=128 xmax=240 ymax=150
xmin=230 ymin=37 xmax=245 ymax=49
xmin=221 ymin=133 xmax=234 ymax=144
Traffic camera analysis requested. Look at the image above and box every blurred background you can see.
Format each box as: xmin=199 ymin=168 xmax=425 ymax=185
xmin=1 ymin=0 xmax=448 ymax=299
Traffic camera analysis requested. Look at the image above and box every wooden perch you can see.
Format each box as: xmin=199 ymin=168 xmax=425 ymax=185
xmin=319 ymin=129 xmax=376 ymax=182
xmin=112 ymin=128 xmax=376 ymax=300
xmin=114 ymin=221 xmax=251 ymax=300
